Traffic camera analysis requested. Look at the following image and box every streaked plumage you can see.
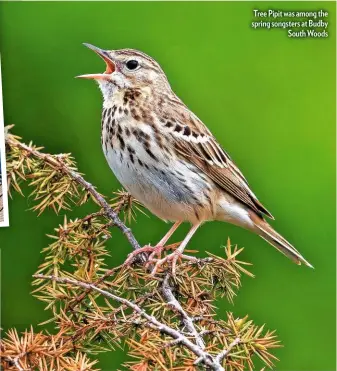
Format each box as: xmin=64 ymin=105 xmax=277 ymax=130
xmin=78 ymin=43 xmax=313 ymax=273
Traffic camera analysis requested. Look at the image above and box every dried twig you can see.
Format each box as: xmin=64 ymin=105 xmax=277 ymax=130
xmin=161 ymin=274 xmax=205 ymax=350
xmin=215 ymin=337 xmax=241 ymax=364
xmin=6 ymin=135 xmax=141 ymax=251
xmin=33 ymin=274 xmax=224 ymax=370
xmin=3 ymin=130 xmax=280 ymax=371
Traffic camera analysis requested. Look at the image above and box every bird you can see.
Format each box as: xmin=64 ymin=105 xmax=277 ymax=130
xmin=77 ymin=43 xmax=313 ymax=274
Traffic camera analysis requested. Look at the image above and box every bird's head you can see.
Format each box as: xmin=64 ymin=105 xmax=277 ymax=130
xmin=77 ymin=43 xmax=171 ymax=101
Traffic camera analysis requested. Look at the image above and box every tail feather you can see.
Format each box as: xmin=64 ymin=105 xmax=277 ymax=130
xmin=249 ymin=212 xmax=313 ymax=268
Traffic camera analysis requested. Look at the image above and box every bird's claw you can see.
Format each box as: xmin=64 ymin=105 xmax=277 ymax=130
xmin=124 ymin=244 xmax=183 ymax=276
xmin=124 ymin=244 xmax=165 ymax=266
xmin=150 ymin=251 xmax=183 ymax=276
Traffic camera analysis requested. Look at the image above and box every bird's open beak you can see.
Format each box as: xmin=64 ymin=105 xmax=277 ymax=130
xmin=76 ymin=43 xmax=116 ymax=80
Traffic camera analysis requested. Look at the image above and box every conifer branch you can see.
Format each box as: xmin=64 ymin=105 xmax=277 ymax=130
xmin=2 ymin=129 xmax=281 ymax=370
xmin=5 ymin=133 xmax=140 ymax=250
xmin=161 ymin=274 xmax=205 ymax=350
xmin=33 ymin=274 xmax=221 ymax=370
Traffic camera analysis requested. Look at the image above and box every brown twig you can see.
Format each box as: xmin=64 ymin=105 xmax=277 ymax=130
xmin=215 ymin=337 xmax=241 ymax=364
xmin=34 ymin=274 xmax=229 ymax=370
xmin=5 ymin=136 xmax=141 ymax=251
xmin=66 ymin=264 xmax=123 ymax=312
xmin=4 ymin=131 xmax=280 ymax=371
xmin=13 ymin=357 xmax=24 ymax=371
xmin=161 ymin=274 xmax=205 ymax=350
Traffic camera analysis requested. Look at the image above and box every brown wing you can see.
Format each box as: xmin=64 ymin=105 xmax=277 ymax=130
xmin=158 ymin=102 xmax=273 ymax=219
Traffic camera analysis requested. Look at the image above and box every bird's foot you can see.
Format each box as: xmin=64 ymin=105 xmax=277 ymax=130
xmin=125 ymin=242 xmax=185 ymax=276
xmin=124 ymin=243 xmax=165 ymax=266
xmin=150 ymin=250 xmax=183 ymax=276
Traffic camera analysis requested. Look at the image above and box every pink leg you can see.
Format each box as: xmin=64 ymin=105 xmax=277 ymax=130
xmin=156 ymin=221 xmax=182 ymax=247
xmin=152 ymin=222 xmax=202 ymax=276
xmin=124 ymin=221 xmax=182 ymax=265
xmin=146 ymin=221 xmax=182 ymax=262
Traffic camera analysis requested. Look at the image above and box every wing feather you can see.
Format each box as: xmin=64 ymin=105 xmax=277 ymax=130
xmin=158 ymin=108 xmax=273 ymax=219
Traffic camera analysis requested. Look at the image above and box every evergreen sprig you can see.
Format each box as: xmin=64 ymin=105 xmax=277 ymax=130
xmin=1 ymin=129 xmax=281 ymax=370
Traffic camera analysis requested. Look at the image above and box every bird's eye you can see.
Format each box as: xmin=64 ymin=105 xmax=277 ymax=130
xmin=126 ymin=60 xmax=139 ymax=71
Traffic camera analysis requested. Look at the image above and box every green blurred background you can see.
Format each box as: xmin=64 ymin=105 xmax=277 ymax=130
xmin=0 ymin=2 xmax=335 ymax=370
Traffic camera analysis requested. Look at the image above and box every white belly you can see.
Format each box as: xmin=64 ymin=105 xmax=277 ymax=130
xmin=102 ymin=122 xmax=212 ymax=222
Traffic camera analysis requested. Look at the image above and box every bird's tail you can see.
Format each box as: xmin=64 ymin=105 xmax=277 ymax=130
xmin=249 ymin=212 xmax=313 ymax=268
